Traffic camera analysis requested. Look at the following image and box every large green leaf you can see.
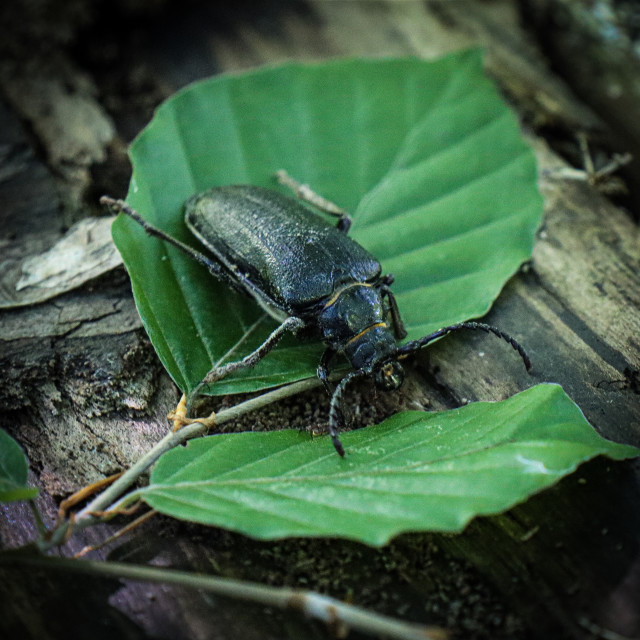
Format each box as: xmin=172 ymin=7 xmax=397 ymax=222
xmin=112 ymin=50 xmax=543 ymax=395
xmin=139 ymin=385 xmax=637 ymax=544
xmin=0 ymin=430 xmax=38 ymax=503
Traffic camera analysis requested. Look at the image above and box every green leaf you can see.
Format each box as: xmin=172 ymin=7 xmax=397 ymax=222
xmin=0 ymin=430 xmax=38 ymax=503
xmin=140 ymin=385 xmax=637 ymax=545
xmin=112 ymin=50 xmax=543 ymax=396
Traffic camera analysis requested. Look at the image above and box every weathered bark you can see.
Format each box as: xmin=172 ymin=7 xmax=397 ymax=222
xmin=1 ymin=2 xmax=639 ymax=639
xmin=520 ymin=0 xmax=640 ymax=212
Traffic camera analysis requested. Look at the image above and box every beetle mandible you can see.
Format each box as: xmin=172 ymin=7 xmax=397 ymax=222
xmin=102 ymin=171 xmax=530 ymax=456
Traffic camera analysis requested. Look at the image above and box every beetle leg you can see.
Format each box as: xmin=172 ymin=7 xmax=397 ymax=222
xmin=275 ymin=170 xmax=352 ymax=233
xmin=100 ymin=196 xmax=240 ymax=289
xmin=189 ymin=316 xmax=306 ymax=404
xmin=380 ymin=283 xmax=407 ymax=340
xmin=395 ymin=321 xmax=531 ymax=371
xmin=317 ymin=348 xmax=337 ymax=397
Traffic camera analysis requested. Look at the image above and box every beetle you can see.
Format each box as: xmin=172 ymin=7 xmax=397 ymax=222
xmin=102 ymin=171 xmax=530 ymax=456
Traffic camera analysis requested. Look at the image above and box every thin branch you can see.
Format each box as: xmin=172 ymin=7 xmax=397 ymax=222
xmin=39 ymin=375 xmax=326 ymax=550
xmin=28 ymin=499 xmax=47 ymax=537
xmin=0 ymin=554 xmax=447 ymax=640
xmin=74 ymin=510 xmax=157 ymax=558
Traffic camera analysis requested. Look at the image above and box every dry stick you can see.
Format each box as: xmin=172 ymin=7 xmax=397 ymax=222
xmin=1 ymin=554 xmax=448 ymax=640
xmin=74 ymin=510 xmax=157 ymax=558
xmin=56 ymin=471 xmax=124 ymax=526
xmin=39 ymin=376 xmax=326 ymax=550
xmin=29 ymin=375 xmax=450 ymax=640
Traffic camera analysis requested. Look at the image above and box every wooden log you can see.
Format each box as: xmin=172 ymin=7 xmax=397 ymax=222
xmin=1 ymin=2 xmax=638 ymax=639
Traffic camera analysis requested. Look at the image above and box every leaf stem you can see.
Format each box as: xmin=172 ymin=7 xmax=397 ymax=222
xmin=39 ymin=376 xmax=324 ymax=550
xmin=29 ymin=499 xmax=47 ymax=537
xmin=0 ymin=553 xmax=447 ymax=640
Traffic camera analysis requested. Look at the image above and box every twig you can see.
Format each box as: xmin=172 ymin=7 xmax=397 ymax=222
xmin=39 ymin=375 xmax=326 ymax=550
xmin=0 ymin=554 xmax=448 ymax=640
xmin=74 ymin=510 xmax=157 ymax=558
xmin=543 ymin=133 xmax=632 ymax=195
xmin=578 ymin=617 xmax=636 ymax=640
xmin=28 ymin=499 xmax=47 ymax=537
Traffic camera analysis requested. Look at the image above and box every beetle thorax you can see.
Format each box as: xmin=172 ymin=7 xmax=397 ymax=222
xmin=318 ymin=283 xmax=398 ymax=372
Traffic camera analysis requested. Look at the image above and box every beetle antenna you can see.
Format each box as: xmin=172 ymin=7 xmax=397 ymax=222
xmin=328 ymin=369 xmax=369 ymax=457
xmin=101 ymin=196 xmax=229 ymax=278
xmin=396 ymin=321 xmax=531 ymax=371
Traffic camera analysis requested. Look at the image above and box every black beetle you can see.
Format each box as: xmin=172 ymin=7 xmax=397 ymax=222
xmin=102 ymin=171 xmax=530 ymax=456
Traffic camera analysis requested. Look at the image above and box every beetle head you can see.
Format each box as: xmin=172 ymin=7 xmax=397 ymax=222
xmin=373 ymin=359 xmax=404 ymax=391
xmin=319 ymin=283 xmax=406 ymax=389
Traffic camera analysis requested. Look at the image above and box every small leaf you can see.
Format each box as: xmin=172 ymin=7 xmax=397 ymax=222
xmin=0 ymin=430 xmax=38 ymax=503
xmin=112 ymin=51 xmax=543 ymax=396
xmin=140 ymin=385 xmax=637 ymax=545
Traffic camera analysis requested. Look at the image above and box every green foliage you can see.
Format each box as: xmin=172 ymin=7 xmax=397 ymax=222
xmin=140 ymin=385 xmax=638 ymax=544
xmin=108 ymin=53 xmax=633 ymax=543
xmin=112 ymin=51 xmax=543 ymax=396
xmin=0 ymin=430 xmax=38 ymax=503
